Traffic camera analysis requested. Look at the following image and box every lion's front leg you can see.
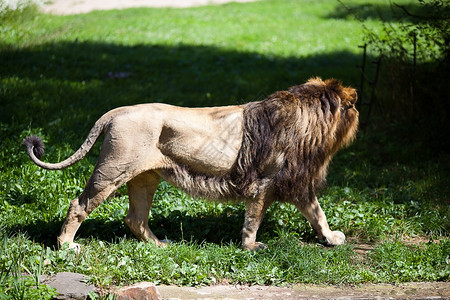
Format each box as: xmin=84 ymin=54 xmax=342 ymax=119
xmin=296 ymin=194 xmax=345 ymax=246
xmin=242 ymin=197 xmax=273 ymax=251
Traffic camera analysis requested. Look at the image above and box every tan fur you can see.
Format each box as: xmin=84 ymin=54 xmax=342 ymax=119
xmin=23 ymin=77 xmax=358 ymax=251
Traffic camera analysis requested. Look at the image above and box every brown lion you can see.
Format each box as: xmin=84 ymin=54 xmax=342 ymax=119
xmin=23 ymin=77 xmax=358 ymax=251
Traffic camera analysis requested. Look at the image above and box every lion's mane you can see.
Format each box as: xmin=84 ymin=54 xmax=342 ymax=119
xmin=162 ymin=78 xmax=358 ymax=203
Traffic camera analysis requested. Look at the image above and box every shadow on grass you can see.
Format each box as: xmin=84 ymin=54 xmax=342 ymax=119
xmin=7 ymin=205 xmax=315 ymax=248
xmin=0 ymin=41 xmax=363 ymax=140
xmin=327 ymin=2 xmax=439 ymax=22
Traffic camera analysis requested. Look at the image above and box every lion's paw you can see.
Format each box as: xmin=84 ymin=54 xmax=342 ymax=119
xmin=319 ymin=231 xmax=346 ymax=246
xmin=243 ymin=242 xmax=268 ymax=251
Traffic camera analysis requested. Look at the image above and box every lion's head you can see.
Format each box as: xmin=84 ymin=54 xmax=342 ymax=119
xmin=288 ymin=77 xmax=359 ymax=152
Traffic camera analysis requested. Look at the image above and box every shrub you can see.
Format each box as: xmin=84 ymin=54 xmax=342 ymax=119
xmin=345 ymin=0 xmax=449 ymax=126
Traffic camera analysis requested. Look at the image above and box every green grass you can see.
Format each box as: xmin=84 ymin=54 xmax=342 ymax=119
xmin=0 ymin=0 xmax=449 ymax=297
xmin=1 ymin=231 xmax=448 ymax=288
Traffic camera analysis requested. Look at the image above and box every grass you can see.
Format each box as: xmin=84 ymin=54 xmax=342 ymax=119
xmin=0 ymin=0 xmax=449 ymax=297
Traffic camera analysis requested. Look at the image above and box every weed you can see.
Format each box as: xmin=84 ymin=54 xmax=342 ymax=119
xmin=0 ymin=232 xmax=58 ymax=299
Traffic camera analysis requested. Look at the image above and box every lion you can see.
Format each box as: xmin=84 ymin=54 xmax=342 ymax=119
xmin=23 ymin=77 xmax=358 ymax=251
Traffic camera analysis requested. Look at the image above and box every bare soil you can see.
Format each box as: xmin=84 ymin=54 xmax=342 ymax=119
xmin=41 ymin=0 xmax=257 ymax=15
xmin=157 ymin=282 xmax=450 ymax=299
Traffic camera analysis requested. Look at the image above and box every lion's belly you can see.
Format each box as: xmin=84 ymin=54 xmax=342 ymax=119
xmin=157 ymin=106 xmax=244 ymax=175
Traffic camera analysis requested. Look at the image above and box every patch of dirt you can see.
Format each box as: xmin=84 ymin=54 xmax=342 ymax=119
xmin=157 ymin=282 xmax=450 ymax=299
xmin=348 ymin=236 xmax=442 ymax=259
xmin=41 ymin=0 xmax=257 ymax=15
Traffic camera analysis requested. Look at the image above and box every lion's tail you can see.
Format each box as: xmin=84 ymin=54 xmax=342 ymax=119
xmin=23 ymin=120 xmax=108 ymax=170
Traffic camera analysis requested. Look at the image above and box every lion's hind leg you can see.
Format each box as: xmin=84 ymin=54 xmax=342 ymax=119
xmin=125 ymin=171 xmax=166 ymax=247
xmin=57 ymin=170 xmax=123 ymax=251
xmin=295 ymin=195 xmax=345 ymax=246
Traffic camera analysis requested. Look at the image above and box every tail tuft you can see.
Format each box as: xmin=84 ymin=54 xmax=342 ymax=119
xmin=23 ymin=135 xmax=45 ymax=159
